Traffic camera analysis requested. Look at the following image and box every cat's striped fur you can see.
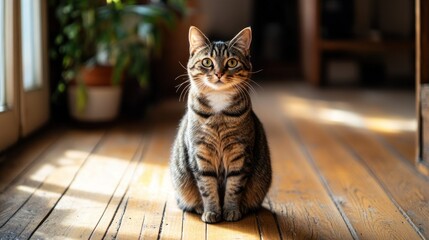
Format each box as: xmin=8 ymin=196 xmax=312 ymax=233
xmin=170 ymin=26 xmax=271 ymax=223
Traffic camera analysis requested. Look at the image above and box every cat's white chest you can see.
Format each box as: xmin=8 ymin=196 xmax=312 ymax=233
xmin=206 ymin=92 xmax=232 ymax=113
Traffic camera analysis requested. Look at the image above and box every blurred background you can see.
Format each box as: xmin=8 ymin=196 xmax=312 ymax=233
xmin=47 ymin=0 xmax=415 ymax=120
xmin=3 ymin=1 xmax=429 ymax=237
xmin=0 ymin=0 xmax=418 ymax=151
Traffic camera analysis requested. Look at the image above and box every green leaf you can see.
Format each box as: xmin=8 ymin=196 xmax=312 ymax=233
xmin=76 ymin=82 xmax=88 ymax=113
xmin=58 ymin=82 xmax=66 ymax=93
xmin=82 ymin=9 xmax=95 ymax=29
xmin=55 ymin=35 xmax=63 ymax=45
xmin=64 ymin=23 xmax=81 ymax=40
xmin=112 ymin=52 xmax=130 ymax=85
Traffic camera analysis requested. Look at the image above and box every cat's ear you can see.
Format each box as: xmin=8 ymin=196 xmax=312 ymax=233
xmin=189 ymin=26 xmax=210 ymax=55
xmin=230 ymin=27 xmax=252 ymax=54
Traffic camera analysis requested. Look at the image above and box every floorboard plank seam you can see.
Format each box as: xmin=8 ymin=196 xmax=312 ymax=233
xmin=179 ymin=210 xmax=184 ymax=240
xmin=330 ymin=127 xmax=427 ymax=239
xmin=27 ymin=130 xmax=107 ymax=239
xmin=0 ymin=130 xmax=64 ymax=195
xmin=115 ymin=196 xmax=130 ymax=239
xmin=267 ymin=198 xmax=283 ymax=240
xmin=107 ymin=133 xmax=154 ymax=239
xmin=204 ymin=219 xmax=207 ymax=240
xmin=89 ymin=136 xmax=148 ymax=239
xmin=138 ymin=215 xmax=146 ymax=240
xmin=283 ymin=119 xmax=360 ymax=240
xmin=0 ymin=182 xmax=38 ymax=229
xmin=254 ymin=211 xmax=263 ymax=240
xmin=156 ymin=201 xmax=168 ymax=240
xmin=102 ymin=194 xmax=127 ymax=240
xmin=375 ymin=132 xmax=429 ymax=182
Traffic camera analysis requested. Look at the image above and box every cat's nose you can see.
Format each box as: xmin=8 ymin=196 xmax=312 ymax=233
xmin=216 ymin=72 xmax=223 ymax=78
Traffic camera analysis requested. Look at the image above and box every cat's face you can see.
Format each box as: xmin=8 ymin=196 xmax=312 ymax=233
xmin=187 ymin=26 xmax=252 ymax=92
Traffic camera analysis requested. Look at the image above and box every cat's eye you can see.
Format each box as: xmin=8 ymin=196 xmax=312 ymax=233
xmin=227 ymin=59 xmax=238 ymax=68
xmin=201 ymin=58 xmax=213 ymax=68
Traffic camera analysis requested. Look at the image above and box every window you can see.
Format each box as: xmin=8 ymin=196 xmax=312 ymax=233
xmin=21 ymin=0 xmax=42 ymax=91
xmin=0 ymin=0 xmax=49 ymax=151
xmin=0 ymin=0 xmax=5 ymax=111
xmin=0 ymin=0 xmax=19 ymax=151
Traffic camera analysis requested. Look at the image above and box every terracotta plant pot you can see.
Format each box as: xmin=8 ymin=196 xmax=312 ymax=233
xmin=79 ymin=65 xmax=115 ymax=86
xmin=68 ymin=85 xmax=121 ymax=122
xmin=68 ymin=65 xmax=122 ymax=122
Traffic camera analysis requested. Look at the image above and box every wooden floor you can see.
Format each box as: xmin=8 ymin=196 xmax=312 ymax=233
xmin=0 ymin=83 xmax=428 ymax=240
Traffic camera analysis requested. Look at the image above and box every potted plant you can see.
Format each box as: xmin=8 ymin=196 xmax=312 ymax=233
xmin=51 ymin=0 xmax=187 ymax=121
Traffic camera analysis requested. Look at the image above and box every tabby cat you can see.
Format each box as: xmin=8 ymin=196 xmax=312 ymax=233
xmin=170 ymin=26 xmax=271 ymax=223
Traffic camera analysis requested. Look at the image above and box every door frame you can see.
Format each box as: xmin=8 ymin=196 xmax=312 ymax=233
xmin=19 ymin=0 xmax=50 ymax=137
xmin=0 ymin=0 xmax=50 ymax=152
xmin=416 ymin=0 xmax=429 ymax=175
xmin=0 ymin=0 xmax=20 ymax=151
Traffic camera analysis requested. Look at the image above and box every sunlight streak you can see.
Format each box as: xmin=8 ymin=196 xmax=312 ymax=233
xmin=29 ymin=164 xmax=55 ymax=182
xmin=280 ymin=95 xmax=416 ymax=133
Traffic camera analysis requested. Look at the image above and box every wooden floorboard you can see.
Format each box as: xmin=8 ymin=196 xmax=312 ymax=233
xmin=286 ymin=115 xmax=420 ymax=239
xmin=112 ymin=116 xmax=174 ymax=239
xmin=0 ymin=128 xmax=63 ymax=193
xmin=159 ymin=192 xmax=184 ymax=240
xmin=331 ymin=124 xmax=429 ymax=238
xmin=90 ymin=132 xmax=148 ymax=239
xmin=255 ymin=201 xmax=281 ymax=240
xmin=0 ymin=83 xmax=425 ymax=240
xmin=378 ymin=131 xmax=416 ymax=164
xmin=0 ymin=130 xmax=104 ymax=239
xmin=31 ymin=126 xmax=143 ymax=239
xmin=254 ymin=96 xmax=354 ymax=239
xmin=276 ymin=85 xmax=423 ymax=239
xmin=182 ymin=212 xmax=206 ymax=240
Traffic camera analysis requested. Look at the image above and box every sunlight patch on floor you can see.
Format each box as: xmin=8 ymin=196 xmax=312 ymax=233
xmin=29 ymin=164 xmax=55 ymax=182
xmin=279 ymin=95 xmax=416 ymax=134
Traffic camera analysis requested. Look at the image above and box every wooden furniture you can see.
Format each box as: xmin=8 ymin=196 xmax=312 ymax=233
xmin=299 ymin=0 xmax=414 ymax=85
xmin=416 ymin=0 xmax=429 ymax=175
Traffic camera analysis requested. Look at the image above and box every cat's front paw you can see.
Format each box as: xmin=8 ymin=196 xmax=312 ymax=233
xmin=223 ymin=209 xmax=242 ymax=222
xmin=201 ymin=211 xmax=221 ymax=223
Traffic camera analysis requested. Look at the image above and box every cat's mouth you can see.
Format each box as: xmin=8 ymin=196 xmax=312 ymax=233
xmin=202 ymin=77 xmax=233 ymax=91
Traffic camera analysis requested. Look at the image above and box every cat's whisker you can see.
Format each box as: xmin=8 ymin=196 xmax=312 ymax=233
xmin=248 ymin=79 xmax=264 ymax=90
xmin=175 ymin=80 xmax=190 ymax=93
xmin=179 ymin=88 xmax=187 ymax=102
xmin=233 ymin=84 xmax=245 ymax=101
xmin=183 ymin=85 xmax=192 ymax=102
xmin=247 ymin=82 xmax=259 ymax=95
xmin=249 ymin=69 xmax=263 ymax=74
xmin=236 ymin=82 xmax=250 ymax=101
xmin=183 ymin=86 xmax=192 ymax=102
xmin=242 ymin=85 xmax=254 ymax=98
xmin=243 ymin=78 xmax=264 ymax=93
xmin=240 ymin=81 xmax=257 ymax=96
xmin=240 ymin=85 xmax=249 ymax=101
xmin=178 ymin=61 xmax=187 ymax=71
xmin=175 ymin=73 xmax=188 ymax=81
xmin=237 ymin=82 xmax=250 ymax=96
xmin=175 ymin=79 xmax=189 ymax=87
xmin=179 ymin=83 xmax=191 ymax=102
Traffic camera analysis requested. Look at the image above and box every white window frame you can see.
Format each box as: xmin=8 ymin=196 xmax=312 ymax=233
xmin=19 ymin=0 xmax=49 ymax=137
xmin=0 ymin=0 xmax=5 ymax=110
xmin=0 ymin=0 xmax=49 ymax=151
xmin=0 ymin=0 xmax=20 ymax=150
